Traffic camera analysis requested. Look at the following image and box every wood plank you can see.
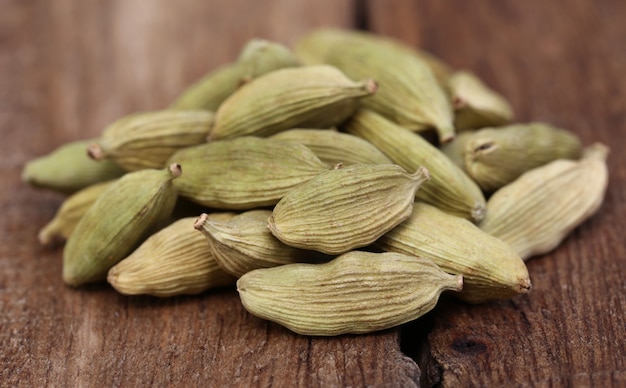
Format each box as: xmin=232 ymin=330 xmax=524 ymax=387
xmin=0 ymin=0 xmax=421 ymax=386
xmin=366 ymin=0 xmax=626 ymax=386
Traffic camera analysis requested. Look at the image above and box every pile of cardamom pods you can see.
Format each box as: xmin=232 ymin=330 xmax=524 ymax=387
xmin=23 ymin=28 xmax=609 ymax=336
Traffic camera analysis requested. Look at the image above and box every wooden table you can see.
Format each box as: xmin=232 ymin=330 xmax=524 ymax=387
xmin=2 ymin=1 xmax=625 ymax=386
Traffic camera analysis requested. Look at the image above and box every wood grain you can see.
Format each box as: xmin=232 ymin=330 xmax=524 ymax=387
xmin=2 ymin=0 xmax=625 ymax=386
xmin=366 ymin=0 xmax=626 ymax=386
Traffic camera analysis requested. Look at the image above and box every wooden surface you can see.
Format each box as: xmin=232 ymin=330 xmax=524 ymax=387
xmin=2 ymin=0 xmax=624 ymax=386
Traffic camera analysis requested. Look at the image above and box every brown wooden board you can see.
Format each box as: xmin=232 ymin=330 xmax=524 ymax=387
xmin=2 ymin=0 xmax=625 ymax=386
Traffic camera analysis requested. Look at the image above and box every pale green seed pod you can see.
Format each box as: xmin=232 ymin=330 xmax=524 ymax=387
xmin=107 ymin=216 xmax=236 ymax=297
xmin=38 ymin=180 xmax=117 ymax=246
xmin=376 ymin=202 xmax=531 ymax=304
xmin=170 ymin=64 xmax=245 ymax=111
xmin=464 ymin=122 xmax=583 ymax=192
xmin=88 ymin=110 xmax=215 ymax=171
xmin=413 ymin=50 xmax=454 ymax=92
xmin=480 ymin=144 xmax=609 ymax=260
xmin=170 ymin=39 xmax=300 ymax=111
xmin=63 ymin=163 xmax=181 ymax=286
xmin=22 ymin=139 xmax=125 ymax=194
xmin=236 ymin=38 xmax=301 ymax=76
xmin=269 ymin=128 xmax=392 ymax=166
xmin=449 ymin=70 xmax=514 ymax=131
xmin=209 ymin=65 xmax=377 ymax=140
xmin=295 ymin=28 xmax=453 ymax=82
xmin=194 ymin=210 xmax=322 ymax=278
xmin=294 ymin=28 xmax=455 ymax=143
xmin=439 ymin=131 xmax=474 ymax=170
xmin=344 ymin=109 xmax=486 ymax=222
xmin=237 ymin=250 xmax=463 ymax=336
xmin=268 ymin=164 xmax=430 ymax=255
xmin=167 ymin=137 xmax=330 ymax=210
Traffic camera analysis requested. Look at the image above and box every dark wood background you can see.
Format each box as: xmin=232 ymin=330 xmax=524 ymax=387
xmin=2 ymin=0 xmax=625 ymax=386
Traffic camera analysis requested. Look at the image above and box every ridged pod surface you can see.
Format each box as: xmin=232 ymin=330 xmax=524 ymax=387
xmin=209 ymin=65 xmax=376 ymax=140
xmin=63 ymin=164 xmax=181 ymax=286
xmin=464 ymin=122 xmax=583 ymax=192
xmin=38 ymin=180 xmax=116 ymax=246
xmin=344 ymin=109 xmax=486 ymax=222
xmin=237 ymin=250 xmax=462 ymax=336
xmin=449 ymin=70 xmax=514 ymax=131
xmin=376 ymin=202 xmax=531 ymax=304
xmin=22 ymin=139 xmax=125 ymax=194
xmin=480 ymin=144 xmax=609 ymax=260
xmin=108 ymin=216 xmax=236 ymax=297
xmin=88 ymin=110 xmax=215 ymax=171
xmin=170 ymin=39 xmax=300 ymax=111
xmin=268 ymin=163 xmax=430 ymax=254
xmin=294 ymin=28 xmax=454 ymax=142
xmin=167 ymin=137 xmax=330 ymax=209
xmin=194 ymin=210 xmax=318 ymax=278
xmin=270 ymin=128 xmax=392 ymax=166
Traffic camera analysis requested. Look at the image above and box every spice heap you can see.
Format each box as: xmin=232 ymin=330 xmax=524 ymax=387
xmin=23 ymin=28 xmax=609 ymax=336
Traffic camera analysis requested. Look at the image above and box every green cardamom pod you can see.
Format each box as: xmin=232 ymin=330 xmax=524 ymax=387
xmin=376 ymin=202 xmax=531 ymax=304
xmin=344 ymin=109 xmax=486 ymax=222
xmin=480 ymin=143 xmax=609 ymax=260
xmin=38 ymin=180 xmax=117 ymax=246
xmin=439 ymin=131 xmax=474 ymax=170
xmin=464 ymin=122 xmax=583 ymax=192
xmin=107 ymin=216 xmax=236 ymax=297
xmin=170 ymin=39 xmax=300 ymax=111
xmin=268 ymin=163 xmax=430 ymax=254
xmin=22 ymin=139 xmax=125 ymax=194
xmin=209 ymin=65 xmax=377 ymax=140
xmin=270 ymin=128 xmax=392 ymax=166
xmin=237 ymin=250 xmax=463 ymax=336
xmin=295 ymin=28 xmax=453 ymax=84
xmin=294 ymin=28 xmax=455 ymax=142
xmin=167 ymin=137 xmax=330 ymax=209
xmin=236 ymin=38 xmax=301 ymax=78
xmin=194 ymin=210 xmax=322 ymax=278
xmin=449 ymin=70 xmax=514 ymax=131
xmin=63 ymin=163 xmax=181 ymax=286
xmin=88 ymin=110 xmax=215 ymax=171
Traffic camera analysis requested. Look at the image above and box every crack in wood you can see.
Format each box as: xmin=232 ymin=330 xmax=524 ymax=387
xmin=354 ymin=0 xmax=370 ymax=31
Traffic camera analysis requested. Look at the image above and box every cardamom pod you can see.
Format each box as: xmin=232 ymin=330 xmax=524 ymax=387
xmin=270 ymin=128 xmax=392 ymax=166
xmin=480 ymin=143 xmax=609 ymax=260
xmin=209 ymin=65 xmax=376 ymax=140
xmin=63 ymin=163 xmax=181 ymax=286
xmin=87 ymin=110 xmax=215 ymax=171
xmin=464 ymin=122 xmax=583 ymax=192
xmin=295 ymin=28 xmax=453 ymax=86
xmin=413 ymin=50 xmax=454 ymax=92
xmin=268 ymin=164 xmax=429 ymax=254
xmin=449 ymin=70 xmax=514 ymax=130
xmin=107 ymin=216 xmax=236 ymax=297
xmin=237 ymin=250 xmax=462 ymax=336
xmin=194 ymin=210 xmax=323 ymax=278
xmin=167 ymin=137 xmax=330 ymax=209
xmin=294 ymin=28 xmax=455 ymax=142
xmin=439 ymin=130 xmax=474 ymax=170
xmin=376 ymin=202 xmax=531 ymax=304
xmin=38 ymin=180 xmax=116 ymax=246
xmin=344 ymin=109 xmax=486 ymax=222
xmin=22 ymin=139 xmax=125 ymax=194
xmin=170 ymin=39 xmax=300 ymax=111
xmin=236 ymin=38 xmax=301 ymax=78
